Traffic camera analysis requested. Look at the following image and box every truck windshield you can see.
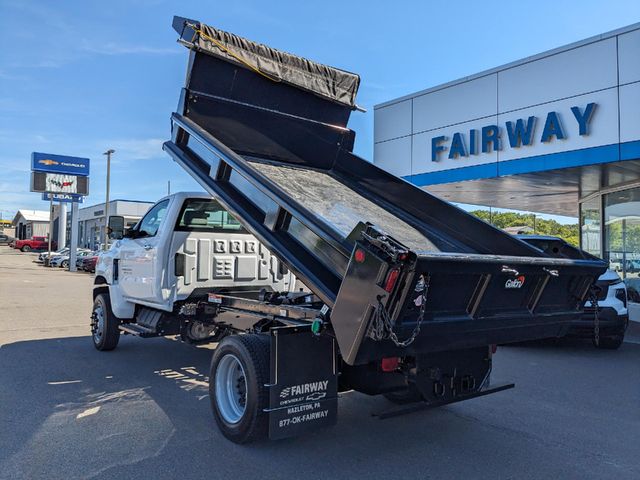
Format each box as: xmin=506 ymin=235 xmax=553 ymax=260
xmin=176 ymin=198 xmax=247 ymax=233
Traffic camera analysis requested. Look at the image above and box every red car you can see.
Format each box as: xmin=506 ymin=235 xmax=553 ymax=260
xmin=14 ymin=236 xmax=57 ymax=252
xmin=81 ymin=255 xmax=99 ymax=273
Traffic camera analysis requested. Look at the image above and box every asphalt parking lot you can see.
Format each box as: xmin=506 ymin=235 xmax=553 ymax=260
xmin=0 ymin=247 xmax=639 ymax=480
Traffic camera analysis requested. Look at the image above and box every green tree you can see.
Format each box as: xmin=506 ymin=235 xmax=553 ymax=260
xmin=470 ymin=210 xmax=579 ymax=246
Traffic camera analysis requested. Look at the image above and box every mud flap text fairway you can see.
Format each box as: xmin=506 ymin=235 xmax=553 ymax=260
xmin=267 ymin=327 xmax=338 ymax=440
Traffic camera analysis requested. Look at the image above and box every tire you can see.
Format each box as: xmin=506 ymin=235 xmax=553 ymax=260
xmin=383 ymin=384 xmax=424 ymax=405
xmin=21 ymin=245 xmax=31 ymax=252
xmin=91 ymin=293 xmax=120 ymax=351
xmin=61 ymin=260 xmax=69 ymax=269
xmin=593 ymin=333 xmax=625 ymax=350
xmin=210 ymin=334 xmax=270 ymax=444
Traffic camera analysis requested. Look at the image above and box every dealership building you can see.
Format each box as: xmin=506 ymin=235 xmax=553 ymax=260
xmin=374 ymin=23 xmax=640 ymax=297
xmin=69 ymin=199 xmax=153 ymax=250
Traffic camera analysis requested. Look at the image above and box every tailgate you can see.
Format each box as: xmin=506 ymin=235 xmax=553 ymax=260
xmin=331 ymin=229 xmax=606 ymax=365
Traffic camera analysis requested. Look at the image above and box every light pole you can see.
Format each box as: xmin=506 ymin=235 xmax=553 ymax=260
xmin=103 ymin=149 xmax=115 ymax=250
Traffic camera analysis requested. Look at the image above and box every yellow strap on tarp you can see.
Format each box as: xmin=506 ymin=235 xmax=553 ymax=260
xmin=190 ymin=24 xmax=281 ymax=83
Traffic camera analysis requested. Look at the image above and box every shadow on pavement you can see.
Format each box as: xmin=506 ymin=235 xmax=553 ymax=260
xmin=1 ymin=335 xmax=638 ymax=480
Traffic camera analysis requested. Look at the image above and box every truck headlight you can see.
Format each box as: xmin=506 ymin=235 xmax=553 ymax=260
xmin=614 ymin=288 xmax=627 ymax=308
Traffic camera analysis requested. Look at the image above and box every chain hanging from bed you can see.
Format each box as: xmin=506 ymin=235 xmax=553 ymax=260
xmin=368 ymin=274 xmax=430 ymax=348
xmin=589 ymin=287 xmax=600 ymax=347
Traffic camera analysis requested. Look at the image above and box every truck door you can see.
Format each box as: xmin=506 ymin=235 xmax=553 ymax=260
xmin=118 ymin=199 xmax=170 ymax=303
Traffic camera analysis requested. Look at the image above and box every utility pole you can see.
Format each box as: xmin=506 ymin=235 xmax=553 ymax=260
xmin=103 ymin=149 xmax=115 ymax=251
xmin=46 ymin=196 xmax=53 ymax=263
xmin=168 ymin=180 xmax=171 ymax=195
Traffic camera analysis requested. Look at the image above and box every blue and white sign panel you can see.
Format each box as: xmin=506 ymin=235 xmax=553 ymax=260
xmin=31 ymin=152 xmax=90 ymax=176
xmin=42 ymin=193 xmax=84 ymax=203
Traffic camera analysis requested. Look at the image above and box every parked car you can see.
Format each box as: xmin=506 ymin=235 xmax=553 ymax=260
xmin=518 ymin=235 xmax=628 ymax=349
xmin=82 ymin=254 xmax=100 ymax=273
xmin=0 ymin=233 xmax=14 ymax=246
xmin=582 ymin=269 xmax=629 ymax=349
xmin=38 ymin=247 xmax=70 ymax=263
xmin=49 ymin=249 xmax=92 ymax=268
xmin=14 ymin=236 xmax=57 ymax=252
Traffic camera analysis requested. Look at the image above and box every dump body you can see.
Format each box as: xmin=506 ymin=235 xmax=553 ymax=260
xmin=164 ymin=17 xmax=607 ymax=365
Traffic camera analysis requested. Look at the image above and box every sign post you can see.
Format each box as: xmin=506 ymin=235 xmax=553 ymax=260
xmin=57 ymin=202 xmax=67 ymax=252
xmin=103 ymin=149 xmax=114 ymax=251
xmin=69 ymin=202 xmax=80 ymax=272
xmin=46 ymin=196 xmax=53 ymax=264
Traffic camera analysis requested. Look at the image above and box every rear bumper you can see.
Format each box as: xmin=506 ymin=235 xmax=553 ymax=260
xmin=569 ymin=308 xmax=628 ymax=337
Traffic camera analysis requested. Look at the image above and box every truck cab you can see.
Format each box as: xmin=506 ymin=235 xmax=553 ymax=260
xmin=93 ymin=192 xmax=295 ymax=343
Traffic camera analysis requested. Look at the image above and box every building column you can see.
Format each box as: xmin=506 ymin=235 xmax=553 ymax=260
xmin=58 ymin=203 xmax=67 ymax=248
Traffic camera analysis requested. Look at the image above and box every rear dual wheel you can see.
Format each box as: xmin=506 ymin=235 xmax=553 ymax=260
xmin=210 ymin=334 xmax=270 ymax=444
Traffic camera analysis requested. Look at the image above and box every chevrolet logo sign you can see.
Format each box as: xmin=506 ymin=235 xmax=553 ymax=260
xmin=38 ymin=159 xmax=59 ymax=166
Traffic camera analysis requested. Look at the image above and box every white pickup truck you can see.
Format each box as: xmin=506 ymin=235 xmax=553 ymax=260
xmin=91 ymin=192 xmax=296 ymax=350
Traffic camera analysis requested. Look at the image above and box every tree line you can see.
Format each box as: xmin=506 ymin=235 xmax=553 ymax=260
xmin=470 ymin=210 xmax=579 ymax=246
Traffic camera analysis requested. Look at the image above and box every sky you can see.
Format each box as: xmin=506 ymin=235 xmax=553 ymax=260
xmin=2 ymin=0 xmax=640 ymax=224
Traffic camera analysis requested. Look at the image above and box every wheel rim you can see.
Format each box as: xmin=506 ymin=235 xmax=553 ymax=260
xmin=91 ymin=303 xmax=105 ymax=344
xmin=215 ymin=354 xmax=247 ymax=424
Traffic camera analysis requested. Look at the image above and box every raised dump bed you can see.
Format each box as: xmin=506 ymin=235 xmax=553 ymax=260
xmin=164 ymin=17 xmax=606 ymax=367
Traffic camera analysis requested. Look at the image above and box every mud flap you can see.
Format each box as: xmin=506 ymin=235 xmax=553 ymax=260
xmin=266 ymin=326 xmax=338 ymax=440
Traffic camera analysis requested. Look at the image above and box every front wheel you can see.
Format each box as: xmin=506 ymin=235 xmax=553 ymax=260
xmin=91 ymin=292 xmax=120 ymax=351
xmin=61 ymin=260 xmax=69 ymax=268
xmin=210 ymin=334 xmax=270 ymax=444
xmin=593 ymin=333 xmax=625 ymax=350
xmin=21 ymin=245 xmax=31 ymax=252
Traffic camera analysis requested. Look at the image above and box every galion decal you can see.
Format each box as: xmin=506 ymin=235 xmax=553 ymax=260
xmin=505 ymin=275 xmax=526 ymax=289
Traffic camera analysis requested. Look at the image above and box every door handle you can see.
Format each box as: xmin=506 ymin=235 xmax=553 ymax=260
xmin=143 ymin=244 xmax=153 ymax=250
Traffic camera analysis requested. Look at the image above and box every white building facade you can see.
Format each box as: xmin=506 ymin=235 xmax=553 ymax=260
xmin=12 ymin=210 xmax=50 ymax=240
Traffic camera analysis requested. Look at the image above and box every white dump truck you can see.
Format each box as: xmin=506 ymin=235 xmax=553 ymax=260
xmin=90 ymin=16 xmax=606 ymax=444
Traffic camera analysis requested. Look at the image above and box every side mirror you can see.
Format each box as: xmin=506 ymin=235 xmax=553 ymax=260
xmin=108 ymin=216 xmax=125 ymax=240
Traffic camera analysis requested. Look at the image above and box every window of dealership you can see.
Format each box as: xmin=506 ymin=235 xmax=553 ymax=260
xmin=581 ymin=185 xmax=640 ymax=297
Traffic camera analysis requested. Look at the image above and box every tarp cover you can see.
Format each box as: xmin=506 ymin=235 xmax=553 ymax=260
xmin=187 ymin=21 xmax=360 ymax=108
